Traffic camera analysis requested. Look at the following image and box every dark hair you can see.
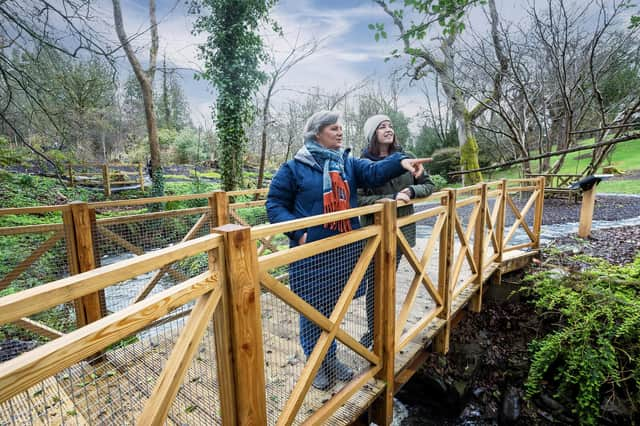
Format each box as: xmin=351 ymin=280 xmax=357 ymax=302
xmin=368 ymin=127 xmax=401 ymax=157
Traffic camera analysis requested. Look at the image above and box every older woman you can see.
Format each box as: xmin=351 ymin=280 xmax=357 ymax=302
xmin=357 ymin=114 xmax=435 ymax=347
xmin=266 ymin=110 xmax=429 ymax=390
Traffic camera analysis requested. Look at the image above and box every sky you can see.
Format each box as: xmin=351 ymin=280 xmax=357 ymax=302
xmin=105 ymin=0 xmax=531 ymax=128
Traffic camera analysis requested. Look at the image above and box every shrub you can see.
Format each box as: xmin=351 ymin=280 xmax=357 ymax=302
xmin=430 ymin=174 xmax=448 ymax=190
xmin=522 ymin=255 xmax=640 ymax=424
xmin=429 ymin=147 xmax=460 ymax=182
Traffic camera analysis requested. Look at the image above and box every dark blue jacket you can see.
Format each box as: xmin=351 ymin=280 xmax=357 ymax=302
xmin=266 ymin=145 xmax=407 ymax=357
xmin=266 ymin=145 xmax=407 ymax=246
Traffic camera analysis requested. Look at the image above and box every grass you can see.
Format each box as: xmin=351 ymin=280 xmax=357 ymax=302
xmin=485 ymin=137 xmax=640 ymax=194
xmin=594 ymin=179 xmax=640 ymax=194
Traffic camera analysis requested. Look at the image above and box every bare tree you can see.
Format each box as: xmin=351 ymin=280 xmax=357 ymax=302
xmin=112 ymin=0 xmax=163 ymax=195
xmin=0 ymin=0 xmax=114 ymax=177
xmin=375 ymin=0 xmax=508 ymax=184
xmin=256 ymin=38 xmax=319 ymax=189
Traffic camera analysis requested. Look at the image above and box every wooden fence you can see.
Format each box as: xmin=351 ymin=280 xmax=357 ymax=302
xmin=68 ymin=162 xmax=145 ymax=196
xmin=0 ymin=178 xmax=544 ymax=425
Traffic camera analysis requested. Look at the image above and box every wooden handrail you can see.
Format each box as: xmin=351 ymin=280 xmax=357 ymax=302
xmin=0 ymin=178 xmax=547 ymax=425
xmin=251 ymin=204 xmax=382 ymax=240
xmin=0 ymin=234 xmax=222 ymax=325
xmin=0 ymin=272 xmax=218 ymax=404
xmin=0 ymin=205 xmax=68 ymax=216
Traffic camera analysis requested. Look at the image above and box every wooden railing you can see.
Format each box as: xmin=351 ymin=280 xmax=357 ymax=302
xmin=0 ymin=178 xmax=545 ymax=425
xmin=68 ymin=162 xmax=145 ymax=196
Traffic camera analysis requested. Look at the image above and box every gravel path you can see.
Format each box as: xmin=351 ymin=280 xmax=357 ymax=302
xmin=541 ymin=194 xmax=640 ymax=225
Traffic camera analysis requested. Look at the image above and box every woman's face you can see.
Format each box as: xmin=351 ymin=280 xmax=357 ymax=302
xmin=375 ymin=120 xmax=394 ymax=145
xmin=316 ymin=123 xmax=343 ymax=150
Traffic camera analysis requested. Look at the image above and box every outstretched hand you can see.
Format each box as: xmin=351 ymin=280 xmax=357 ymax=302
xmin=401 ymin=157 xmax=433 ymax=178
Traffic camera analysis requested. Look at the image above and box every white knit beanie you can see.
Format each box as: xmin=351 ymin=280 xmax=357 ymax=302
xmin=363 ymin=114 xmax=391 ymax=145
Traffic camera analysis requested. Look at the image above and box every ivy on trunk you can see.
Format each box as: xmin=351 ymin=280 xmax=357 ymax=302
xmin=191 ymin=0 xmax=276 ymax=191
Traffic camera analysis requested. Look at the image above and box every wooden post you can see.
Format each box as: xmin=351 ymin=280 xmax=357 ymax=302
xmin=69 ymin=202 xmax=105 ymax=327
xmin=138 ymin=162 xmax=145 ymax=192
xmin=578 ymin=184 xmax=598 ymax=238
xmin=532 ymin=177 xmax=545 ymax=247
xmin=434 ymin=190 xmax=455 ymax=354
xmin=212 ymin=190 xmax=229 ymax=227
xmin=496 ymin=180 xmax=507 ymax=264
xmin=371 ymin=199 xmax=397 ymax=426
xmin=214 ymin=224 xmax=267 ymax=424
xmin=470 ymin=184 xmax=487 ymax=313
xmin=102 ymin=163 xmax=111 ymax=197
xmin=68 ymin=164 xmax=75 ymax=187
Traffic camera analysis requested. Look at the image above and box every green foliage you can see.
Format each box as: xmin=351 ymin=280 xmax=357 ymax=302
xmin=412 ymin=124 xmax=458 ymax=157
xmin=523 ymin=255 xmax=640 ymax=424
xmin=370 ymin=0 xmax=485 ymax=49
xmin=0 ymin=173 xmax=101 ymax=208
xmin=429 ymin=147 xmax=460 ymax=181
xmin=191 ymin=0 xmax=276 ymax=190
xmin=429 ymin=174 xmax=448 ymax=190
xmin=150 ymin=167 xmax=165 ymax=199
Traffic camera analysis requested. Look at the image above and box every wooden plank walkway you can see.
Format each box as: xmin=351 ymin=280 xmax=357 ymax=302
xmin=1 ymin=241 xmax=535 ymax=426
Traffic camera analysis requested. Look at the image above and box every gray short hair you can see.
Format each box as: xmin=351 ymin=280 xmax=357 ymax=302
xmin=303 ymin=110 xmax=342 ymax=141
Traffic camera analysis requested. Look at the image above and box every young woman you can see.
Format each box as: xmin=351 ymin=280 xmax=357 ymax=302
xmin=357 ymin=114 xmax=435 ymax=347
xmin=266 ymin=110 xmax=430 ymax=390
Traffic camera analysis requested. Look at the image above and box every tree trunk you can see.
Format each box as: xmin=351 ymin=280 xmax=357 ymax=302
xmin=256 ymin=79 xmax=274 ymax=190
xmin=457 ymin=111 xmax=483 ymax=184
xmin=112 ymin=0 xmax=163 ymax=196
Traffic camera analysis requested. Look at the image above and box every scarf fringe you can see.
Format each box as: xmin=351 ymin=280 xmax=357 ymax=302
xmin=323 ymin=171 xmax=352 ymax=232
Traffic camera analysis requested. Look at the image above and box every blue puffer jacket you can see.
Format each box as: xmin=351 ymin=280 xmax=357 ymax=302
xmin=266 ymin=144 xmax=408 ymax=358
xmin=266 ymin=145 xmax=407 ymax=246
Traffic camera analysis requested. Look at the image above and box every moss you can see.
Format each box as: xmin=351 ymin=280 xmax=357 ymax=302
xmin=460 ymin=133 xmax=483 ymax=184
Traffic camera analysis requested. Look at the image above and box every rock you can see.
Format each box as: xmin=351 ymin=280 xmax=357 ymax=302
xmin=539 ymin=393 xmax=565 ymax=414
xmin=499 ymin=386 xmax=520 ymax=424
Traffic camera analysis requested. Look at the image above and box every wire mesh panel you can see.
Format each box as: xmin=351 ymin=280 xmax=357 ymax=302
xmin=0 ymin=314 xmax=191 ymax=424
xmin=503 ymin=179 xmax=542 ymax=252
xmin=0 ymin=236 xmax=222 ymax=425
xmin=166 ymin=323 xmax=222 ymax=425
xmin=256 ymin=217 xmax=381 ymax=425
xmin=483 ymin=182 xmax=504 ymax=268
xmin=90 ymin=196 xmax=213 ymax=313
xmin=394 ymin=193 xmax=448 ymax=353
xmin=0 ymin=206 xmax=76 ymax=355
xmin=450 ymin=187 xmax=481 ymax=301
xmin=228 ymin=189 xmax=269 ymax=226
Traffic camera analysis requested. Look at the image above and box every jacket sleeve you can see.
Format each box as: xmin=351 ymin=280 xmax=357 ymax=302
xmin=357 ymin=187 xmax=396 ymax=206
xmin=352 ymin=152 xmax=407 ymax=189
xmin=410 ymin=172 xmax=436 ymax=199
xmin=266 ymin=163 xmax=306 ymax=242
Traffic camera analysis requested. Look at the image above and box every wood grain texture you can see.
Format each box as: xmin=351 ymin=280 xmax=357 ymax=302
xmin=216 ymin=224 xmax=267 ymax=425
xmin=251 ymin=204 xmax=381 ymax=240
xmin=0 ymin=272 xmax=217 ymax=404
xmin=137 ymin=286 xmax=222 ymax=424
xmin=0 ymin=234 xmax=222 ymax=325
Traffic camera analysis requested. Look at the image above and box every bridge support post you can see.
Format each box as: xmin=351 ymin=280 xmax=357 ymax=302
xmin=371 ymin=199 xmax=397 ymax=425
xmin=102 ymin=163 xmax=111 ymax=197
xmin=434 ymin=190 xmax=455 ymax=354
xmin=210 ymin=190 xmax=229 ymax=227
xmin=533 ymin=177 xmax=545 ymax=247
xmin=496 ymin=179 xmax=507 ymax=265
xmin=214 ymin=224 xmax=267 ymax=425
xmin=67 ymin=202 xmax=105 ymax=328
xmin=470 ymin=184 xmax=487 ymax=313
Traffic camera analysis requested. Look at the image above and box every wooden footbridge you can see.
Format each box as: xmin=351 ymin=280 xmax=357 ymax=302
xmin=0 ymin=178 xmax=544 ymax=425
